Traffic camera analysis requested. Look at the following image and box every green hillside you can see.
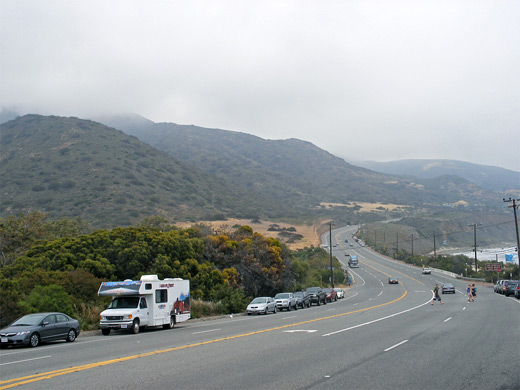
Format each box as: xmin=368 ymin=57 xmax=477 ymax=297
xmin=100 ymin=115 xmax=499 ymax=209
xmin=0 ymin=115 xmax=277 ymax=227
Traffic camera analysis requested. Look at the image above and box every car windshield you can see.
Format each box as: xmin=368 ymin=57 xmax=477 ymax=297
xmin=275 ymin=293 xmax=290 ymax=299
xmin=306 ymin=287 xmax=319 ymax=293
xmin=108 ymin=297 xmax=140 ymax=309
xmin=444 ymin=284 xmax=453 ymax=287
xmin=11 ymin=313 xmax=46 ymax=326
xmin=251 ymin=297 xmax=267 ymax=304
xmin=322 ymin=288 xmax=331 ymax=292
xmin=293 ymin=292 xmax=303 ymax=297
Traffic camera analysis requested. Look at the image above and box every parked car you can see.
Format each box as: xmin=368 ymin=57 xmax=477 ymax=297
xmin=503 ymin=280 xmax=519 ymax=297
xmin=0 ymin=312 xmax=80 ymax=348
xmin=305 ymin=287 xmax=327 ymax=306
xmin=388 ymin=277 xmax=399 ymax=284
xmin=274 ymin=292 xmax=298 ymax=311
xmin=442 ymin=283 xmax=455 ymax=294
xmin=293 ymin=291 xmax=311 ymax=308
xmin=422 ymin=267 xmax=432 ymax=274
xmin=246 ymin=297 xmax=277 ymax=315
xmin=514 ymin=285 xmax=520 ymax=299
xmin=494 ymin=280 xmax=505 ymax=293
xmin=334 ymin=288 xmax=345 ymax=298
xmin=322 ymin=287 xmax=338 ymax=302
xmin=500 ymin=280 xmax=517 ymax=295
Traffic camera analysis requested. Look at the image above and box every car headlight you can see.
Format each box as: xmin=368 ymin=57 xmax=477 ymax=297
xmin=123 ymin=314 xmax=133 ymax=320
xmin=16 ymin=331 xmax=30 ymax=336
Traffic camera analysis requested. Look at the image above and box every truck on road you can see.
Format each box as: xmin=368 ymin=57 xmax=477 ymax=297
xmin=348 ymin=255 xmax=359 ymax=268
xmin=98 ymin=275 xmax=190 ymax=335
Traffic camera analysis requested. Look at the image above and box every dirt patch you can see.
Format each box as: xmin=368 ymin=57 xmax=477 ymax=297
xmin=176 ymin=218 xmax=322 ymax=250
xmin=319 ymin=202 xmax=408 ymax=212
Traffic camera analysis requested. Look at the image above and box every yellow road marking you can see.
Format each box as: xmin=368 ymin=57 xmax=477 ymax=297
xmin=0 ymin=290 xmax=407 ymax=389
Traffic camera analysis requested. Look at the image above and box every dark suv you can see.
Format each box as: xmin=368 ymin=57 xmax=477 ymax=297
xmin=305 ymin=287 xmax=327 ymax=306
xmin=293 ymin=291 xmax=311 ymax=309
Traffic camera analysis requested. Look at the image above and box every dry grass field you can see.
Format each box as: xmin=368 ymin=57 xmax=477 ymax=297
xmin=319 ymin=202 xmax=408 ymax=212
xmin=176 ymin=218 xmax=322 ymax=250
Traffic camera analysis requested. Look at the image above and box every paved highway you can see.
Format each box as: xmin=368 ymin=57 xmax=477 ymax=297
xmin=1 ymin=226 xmax=519 ymax=389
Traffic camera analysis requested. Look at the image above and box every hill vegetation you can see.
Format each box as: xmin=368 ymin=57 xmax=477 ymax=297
xmin=99 ymin=114 xmax=501 ymax=210
xmin=0 ymin=213 xmax=344 ymax=329
xmin=354 ymin=159 xmax=520 ymax=194
xmin=0 ymin=115 xmax=279 ymax=227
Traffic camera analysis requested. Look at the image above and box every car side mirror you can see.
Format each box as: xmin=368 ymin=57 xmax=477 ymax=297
xmin=42 ymin=321 xmax=49 ymax=326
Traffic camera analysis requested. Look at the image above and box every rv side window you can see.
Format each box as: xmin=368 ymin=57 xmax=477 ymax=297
xmin=145 ymin=283 xmax=152 ymax=290
xmin=140 ymin=298 xmax=147 ymax=309
xmin=156 ymin=289 xmax=167 ymax=303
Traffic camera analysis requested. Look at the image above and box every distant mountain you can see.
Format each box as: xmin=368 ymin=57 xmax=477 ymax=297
xmin=98 ymin=114 xmax=499 ymax=209
xmin=354 ymin=159 xmax=520 ymax=193
xmin=0 ymin=115 xmax=278 ymax=227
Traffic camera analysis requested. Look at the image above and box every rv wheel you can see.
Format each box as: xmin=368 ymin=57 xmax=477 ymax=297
xmin=163 ymin=316 xmax=175 ymax=329
xmin=131 ymin=319 xmax=140 ymax=334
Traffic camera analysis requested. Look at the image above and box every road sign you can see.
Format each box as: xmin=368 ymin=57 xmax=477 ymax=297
xmin=485 ymin=263 xmax=501 ymax=272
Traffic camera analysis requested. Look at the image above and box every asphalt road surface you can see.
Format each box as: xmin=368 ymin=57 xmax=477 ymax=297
xmin=1 ymin=226 xmax=519 ymax=390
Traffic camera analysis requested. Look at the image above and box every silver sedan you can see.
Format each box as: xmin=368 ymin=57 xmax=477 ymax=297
xmin=246 ymin=297 xmax=277 ymax=315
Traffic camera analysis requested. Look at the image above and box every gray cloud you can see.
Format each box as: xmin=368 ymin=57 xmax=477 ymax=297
xmin=1 ymin=0 xmax=518 ymax=171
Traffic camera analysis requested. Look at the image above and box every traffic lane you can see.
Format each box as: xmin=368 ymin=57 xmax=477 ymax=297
xmin=11 ymin=294 xmax=445 ymax=390
xmin=0 ymin=291 xmax=410 ymax=382
xmin=324 ymin=286 xmax=520 ymax=389
xmin=0 ymin=287 xmax=426 ymax=388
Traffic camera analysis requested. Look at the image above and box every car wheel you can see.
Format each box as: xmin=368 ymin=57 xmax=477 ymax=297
xmin=264 ymin=308 xmax=268 ymax=315
xmin=273 ymin=306 xmax=277 ymax=313
xmin=294 ymin=303 xmax=298 ymax=310
xmin=317 ymin=299 xmax=320 ymax=306
xmin=66 ymin=329 xmax=77 ymax=342
xmin=163 ymin=316 xmax=175 ymax=329
xmin=131 ymin=319 xmax=140 ymax=334
xmin=30 ymin=333 xmax=40 ymax=348
xmin=102 ymin=328 xmax=111 ymax=336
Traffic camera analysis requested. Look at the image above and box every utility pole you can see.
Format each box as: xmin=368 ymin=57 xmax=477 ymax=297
xmin=503 ymin=198 xmax=520 ymax=265
xmin=468 ymin=223 xmax=478 ymax=272
xmin=396 ymin=232 xmax=399 ymax=258
xmin=433 ymin=231 xmax=437 ymax=260
xmin=327 ymin=222 xmax=335 ymax=288
xmin=411 ymin=233 xmax=414 ymax=256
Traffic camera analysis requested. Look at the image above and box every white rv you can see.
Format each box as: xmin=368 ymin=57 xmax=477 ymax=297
xmin=98 ymin=275 xmax=190 ymax=335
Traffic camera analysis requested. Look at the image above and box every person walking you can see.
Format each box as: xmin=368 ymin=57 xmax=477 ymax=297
xmin=431 ymin=283 xmax=443 ymax=305
xmin=467 ymin=284 xmax=473 ymax=302
xmin=471 ymin=283 xmax=477 ymax=301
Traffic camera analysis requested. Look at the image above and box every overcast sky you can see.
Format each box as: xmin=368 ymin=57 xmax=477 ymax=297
xmin=1 ymin=1 xmax=519 ymax=171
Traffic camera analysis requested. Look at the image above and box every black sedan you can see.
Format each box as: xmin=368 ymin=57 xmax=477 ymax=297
xmin=388 ymin=277 xmax=399 ymax=284
xmin=0 ymin=312 xmax=80 ymax=348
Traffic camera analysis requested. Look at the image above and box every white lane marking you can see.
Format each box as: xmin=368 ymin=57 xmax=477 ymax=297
xmin=377 ymin=291 xmax=383 ymax=297
xmin=444 ymin=317 xmax=452 ymax=323
xmin=384 ymin=340 xmax=408 ymax=352
xmin=192 ymin=328 xmax=221 ymax=335
xmin=348 ymin=269 xmax=366 ymax=287
xmin=0 ymin=355 xmax=51 ymax=366
xmin=463 ymin=307 xmax=466 ymax=311
xmin=344 ymin=292 xmax=359 ymax=300
xmin=353 ymin=303 xmax=359 ymax=306
xmin=322 ymin=297 xmax=432 ymax=337
xmin=282 ymin=315 xmax=297 ymax=320
xmin=327 ymin=308 xmax=335 ymax=312
xmin=283 ymin=330 xmax=317 ymax=333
